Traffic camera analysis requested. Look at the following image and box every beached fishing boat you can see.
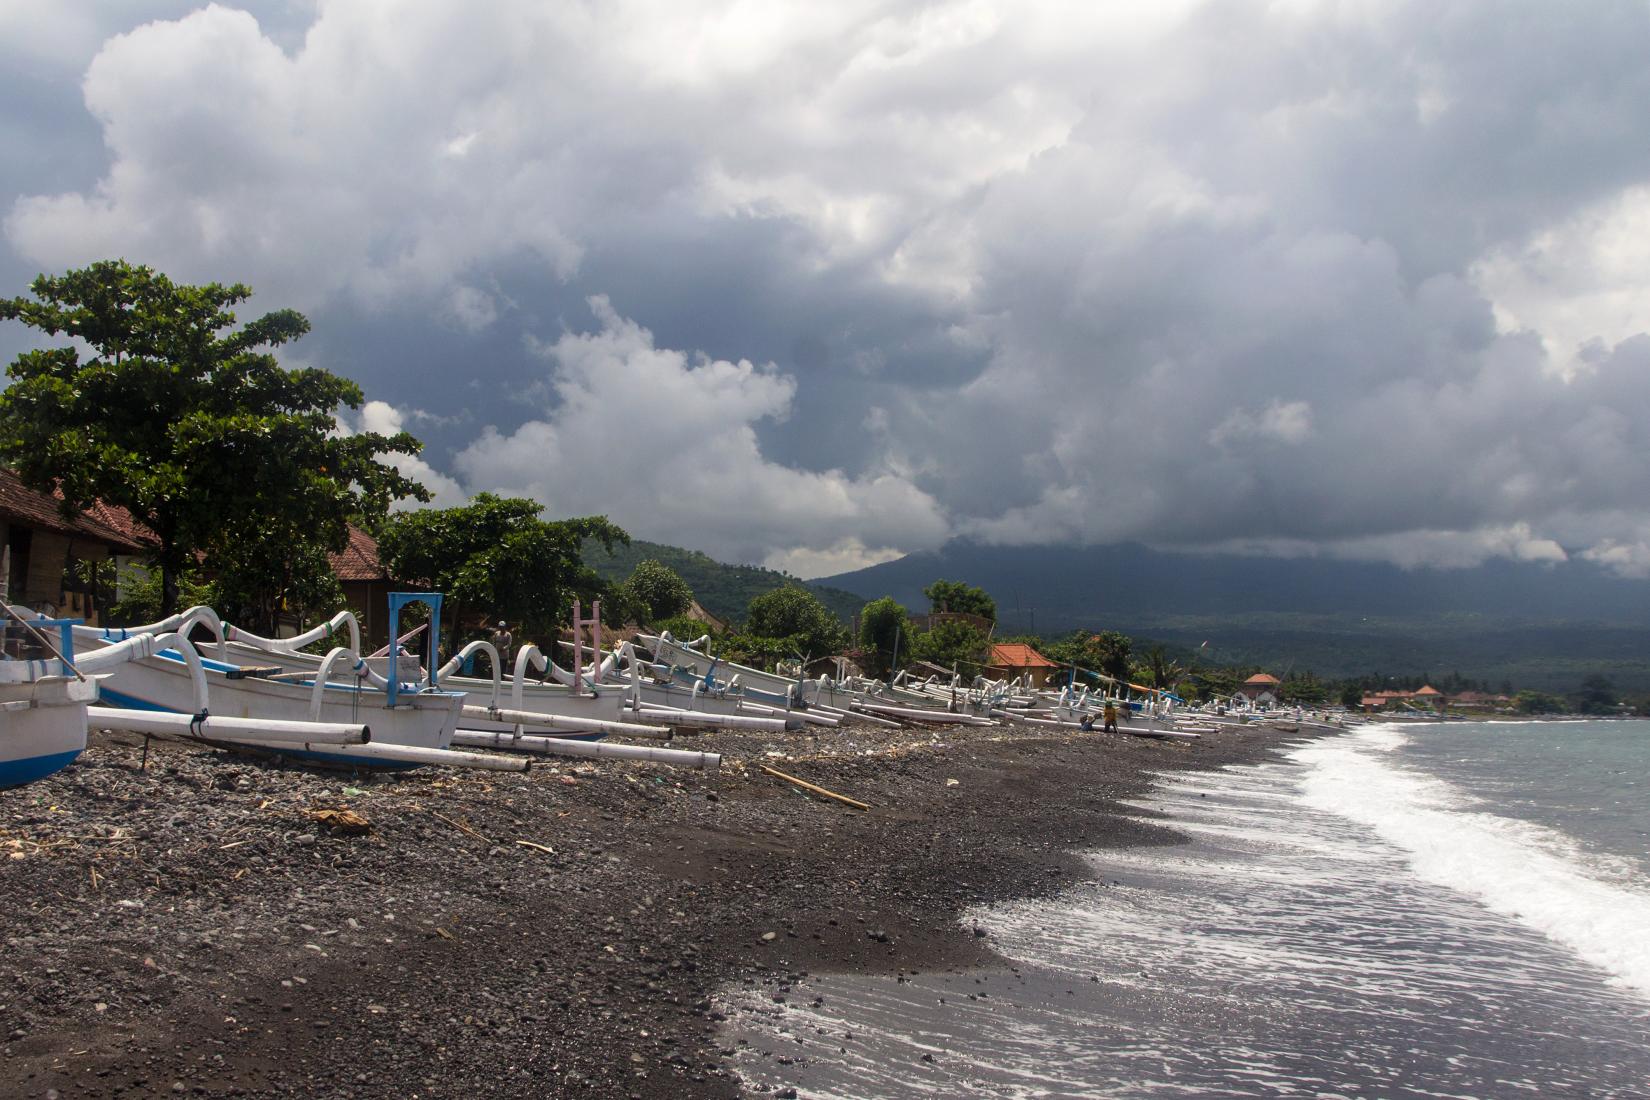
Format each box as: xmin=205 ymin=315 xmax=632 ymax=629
xmin=227 ymin=616 xmax=664 ymax=740
xmin=0 ymin=608 xmax=95 ymax=788
xmin=639 ymin=632 xmax=811 ymax=704
xmin=50 ymin=598 xmax=519 ymax=771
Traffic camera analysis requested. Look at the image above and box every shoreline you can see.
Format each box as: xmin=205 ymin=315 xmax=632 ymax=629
xmin=0 ymin=720 xmax=1322 ymax=1099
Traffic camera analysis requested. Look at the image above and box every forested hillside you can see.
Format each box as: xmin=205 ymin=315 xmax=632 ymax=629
xmin=583 ymin=538 xmax=863 ymax=624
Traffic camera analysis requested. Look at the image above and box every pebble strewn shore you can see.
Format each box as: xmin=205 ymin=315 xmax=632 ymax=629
xmin=1 ymin=721 xmax=1309 ymax=1099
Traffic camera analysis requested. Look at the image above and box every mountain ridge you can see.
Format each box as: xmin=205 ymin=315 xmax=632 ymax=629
xmin=817 ymin=540 xmax=1650 ymax=690
xmin=817 ymin=540 xmax=1650 ymax=626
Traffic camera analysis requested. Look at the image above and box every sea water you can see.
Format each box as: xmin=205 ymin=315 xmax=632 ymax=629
xmin=722 ymin=720 xmax=1650 ymax=1098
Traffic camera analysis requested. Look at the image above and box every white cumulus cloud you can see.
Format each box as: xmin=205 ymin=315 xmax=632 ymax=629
xmin=452 ymin=297 xmax=950 ymax=572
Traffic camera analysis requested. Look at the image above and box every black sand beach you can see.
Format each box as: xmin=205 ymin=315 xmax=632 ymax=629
xmin=1 ymin=721 xmax=1309 ymax=1099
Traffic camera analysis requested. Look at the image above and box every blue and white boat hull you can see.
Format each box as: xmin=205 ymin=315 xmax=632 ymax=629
xmin=0 ymin=675 xmax=96 ymax=789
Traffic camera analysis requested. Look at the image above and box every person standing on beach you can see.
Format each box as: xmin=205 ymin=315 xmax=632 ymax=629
xmin=490 ymin=620 xmax=513 ymax=671
xmin=1103 ymin=700 xmax=1118 ymax=733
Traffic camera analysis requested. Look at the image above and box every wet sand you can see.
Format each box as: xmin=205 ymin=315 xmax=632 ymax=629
xmin=0 ymin=719 xmax=1313 ymax=1099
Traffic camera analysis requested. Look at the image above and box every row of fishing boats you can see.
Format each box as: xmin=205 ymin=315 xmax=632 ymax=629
xmin=2 ymin=588 xmax=1346 ymax=792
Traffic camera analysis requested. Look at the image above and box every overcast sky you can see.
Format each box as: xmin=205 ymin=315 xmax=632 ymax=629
xmin=4 ymin=1 xmax=1650 ymax=578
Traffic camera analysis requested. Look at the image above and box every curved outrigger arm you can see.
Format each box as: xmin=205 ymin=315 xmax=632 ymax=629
xmin=77 ymin=630 xmax=210 ymax=714
xmin=437 ymin=640 xmax=503 ymax=709
xmin=225 ymin=609 xmax=360 ymax=659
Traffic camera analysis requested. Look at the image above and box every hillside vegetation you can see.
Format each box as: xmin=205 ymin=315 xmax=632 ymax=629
xmin=820 ymin=540 xmax=1650 ymax=692
xmin=582 ymin=538 xmax=862 ymax=625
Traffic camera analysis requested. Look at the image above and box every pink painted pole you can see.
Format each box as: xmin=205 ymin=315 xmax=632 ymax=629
xmin=591 ymin=599 xmax=602 ymax=685
xmin=570 ymin=597 xmax=583 ymax=696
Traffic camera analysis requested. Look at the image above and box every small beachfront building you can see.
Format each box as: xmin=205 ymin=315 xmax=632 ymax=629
xmin=985 ymin=642 xmax=1060 ymax=687
xmin=1361 ymin=691 xmax=1408 ymax=711
xmin=0 ymin=469 xmax=149 ymax=624
xmin=1235 ymin=672 xmax=1281 ymax=708
xmin=1360 ymin=686 xmax=1446 ymax=712
xmin=331 ymin=525 xmax=397 ymax=647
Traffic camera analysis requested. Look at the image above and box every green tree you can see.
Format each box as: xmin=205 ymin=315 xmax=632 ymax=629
xmin=1088 ymin=631 xmax=1133 ymax=682
xmin=857 ymin=596 xmax=909 ymax=678
xmin=116 ymin=568 xmax=215 ymax=626
xmin=1193 ymin=666 xmax=1239 ymax=702
xmin=1137 ymin=644 xmax=1185 ymax=690
xmin=1570 ymin=674 xmax=1617 ymax=715
xmin=377 ymin=493 xmax=628 ymax=653
xmin=1513 ymin=690 xmax=1566 ymax=715
xmin=0 ymin=261 xmax=428 ymax=617
xmin=626 ymin=559 xmax=694 ymax=623
xmin=922 ymin=578 xmax=997 ymax=621
xmin=209 ymin=536 xmax=345 ymax=635
xmin=909 ymin=618 xmax=991 ymax=672
xmin=1282 ymin=671 xmax=1329 ymax=704
xmin=1038 ymin=629 xmax=1134 ymax=685
xmin=653 ymin=613 xmax=715 ymax=641
xmin=744 ymin=585 xmax=846 ymax=659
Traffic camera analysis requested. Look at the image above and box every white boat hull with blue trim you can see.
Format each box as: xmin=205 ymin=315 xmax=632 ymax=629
xmin=81 ymin=643 xmax=461 ymax=763
xmin=0 ymin=673 xmax=95 ymax=789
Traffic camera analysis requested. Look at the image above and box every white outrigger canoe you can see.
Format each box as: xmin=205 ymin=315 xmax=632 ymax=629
xmin=0 ymin=609 xmax=95 ymax=788
xmin=638 ymin=632 xmax=1000 ymax=728
xmin=54 ymin=599 xmax=521 ymax=772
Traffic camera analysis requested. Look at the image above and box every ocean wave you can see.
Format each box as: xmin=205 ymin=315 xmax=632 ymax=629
xmin=1294 ymin=727 xmax=1650 ymax=1001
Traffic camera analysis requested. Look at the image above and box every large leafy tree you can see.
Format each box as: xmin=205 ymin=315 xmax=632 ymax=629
xmin=376 ymin=493 xmax=627 ymax=653
xmin=922 ymin=578 xmax=996 ymax=621
xmin=909 ymin=618 xmax=990 ymax=673
xmin=1042 ymin=628 xmax=1134 ymax=683
xmin=1570 ymin=674 xmax=1617 ymax=715
xmin=1086 ymin=630 xmax=1133 ymax=681
xmin=857 ymin=596 xmax=909 ymax=678
xmin=1134 ymin=644 xmax=1186 ymax=690
xmin=626 ymin=559 xmax=694 ymax=623
xmin=744 ymin=585 xmax=847 ymax=659
xmin=0 ymin=261 xmax=428 ymax=617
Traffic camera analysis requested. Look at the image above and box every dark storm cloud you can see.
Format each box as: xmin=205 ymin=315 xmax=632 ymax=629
xmin=6 ymin=1 xmax=1650 ymax=575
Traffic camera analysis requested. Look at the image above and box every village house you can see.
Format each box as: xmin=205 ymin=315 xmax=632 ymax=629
xmin=0 ymin=469 xmax=148 ymax=624
xmin=0 ymin=468 xmax=401 ymax=642
xmin=330 ymin=525 xmax=397 ymax=647
xmin=1235 ymin=672 xmax=1281 ymax=708
xmin=1448 ymin=690 xmax=1512 ymax=710
xmin=1359 ymin=685 xmax=1448 ymax=712
xmin=985 ymin=642 xmax=1060 ymax=686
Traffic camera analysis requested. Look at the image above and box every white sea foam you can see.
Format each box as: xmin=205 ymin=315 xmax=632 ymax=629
xmin=721 ymin=729 xmax=1650 ymax=1100
xmin=1294 ymin=725 xmax=1650 ymax=1000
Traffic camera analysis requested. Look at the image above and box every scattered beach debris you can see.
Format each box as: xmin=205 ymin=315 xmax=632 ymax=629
xmin=758 ymin=764 xmax=871 ymax=812
xmin=429 ymin=809 xmax=490 ymax=844
xmin=305 ymin=807 xmax=372 ymax=834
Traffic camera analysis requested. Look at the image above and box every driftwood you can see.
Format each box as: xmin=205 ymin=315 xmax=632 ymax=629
xmin=759 ymin=764 xmax=871 ymax=811
xmin=429 ymin=810 xmax=489 ymax=843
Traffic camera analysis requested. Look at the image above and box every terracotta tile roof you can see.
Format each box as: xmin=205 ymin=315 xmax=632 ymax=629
xmin=1413 ymin=685 xmax=1442 ymax=696
xmin=331 ymin=525 xmax=387 ymax=582
xmin=989 ymin=642 xmax=1058 ymax=668
xmin=1244 ymin=673 xmax=1282 ymax=685
xmin=0 ymin=468 xmax=151 ymax=552
xmin=81 ymin=499 xmax=157 ymax=549
xmin=3 ymin=467 xmax=387 ymax=584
